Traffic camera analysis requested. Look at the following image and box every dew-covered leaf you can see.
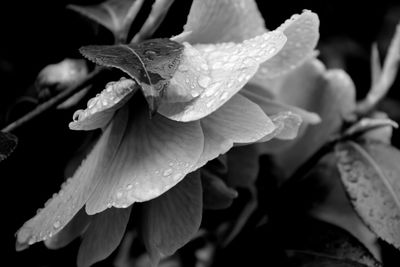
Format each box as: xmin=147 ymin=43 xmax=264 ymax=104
xmin=283 ymin=219 xmax=381 ymax=267
xmin=16 ymin=108 xmax=128 ymax=249
xmin=69 ymin=78 xmax=137 ymax=131
xmin=84 ymin=103 xmax=204 ymax=214
xmin=141 ymin=171 xmax=202 ymax=264
xmin=68 ymin=0 xmax=145 ymax=42
xmin=201 ymin=169 xmax=238 ymax=210
xmin=335 ymin=141 xmax=400 ymax=249
xmin=0 ymin=131 xmax=17 ymax=162
xmin=252 ymin=10 xmax=319 ymax=82
xmin=44 ymin=208 xmax=91 ymax=250
xmin=77 ymin=207 xmax=132 ymax=267
xmin=193 ymin=94 xmax=275 ymax=169
xmin=80 ymin=39 xmax=184 ymax=113
xmin=158 ymin=30 xmax=287 ymax=122
xmin=176 ymin=0 xmax=266 ymax=44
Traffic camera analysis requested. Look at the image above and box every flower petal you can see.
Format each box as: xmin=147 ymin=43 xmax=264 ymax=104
xmin=252 ymin=10 xmax=319 ymax=81
xmin=194 ymin=94 xmax=275 ymax=169
xmin=44 ymin=208 xmax=91 ymax=250
xmin=16 ymin=108 xmax=128 ymax=248
xmin=240 ymin=84 xmax=321 ymax=124
xmin=176 ymin=0 xmax=266 ymax=44
xmin=159 ymin=31 xmax=287 ymax=122
xmin=69 ymin=78 xmax=137 ymax=131
xmin=77 ymin=207 xmax=132 ymax=267
xmin=85 ymin=105 xmax=204 ymax=214
xmin=141 ymin=171 xmax=202 ymax=264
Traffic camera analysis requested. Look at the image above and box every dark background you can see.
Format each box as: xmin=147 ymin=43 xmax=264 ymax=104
xmin=0 ymin=0 xmax=399 ymax=266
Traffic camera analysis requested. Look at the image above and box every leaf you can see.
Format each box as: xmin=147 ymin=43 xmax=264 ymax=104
xmin=69 ymin=78 xmax=138 ymax=131
xmin=158 ymin=30 xmax=287 ymax=122
xmin=80 ymin=39 xmax=184 ymax=113
xmin=84 ymin=103 xmax=204 ymax=214
xmin=283 ymin=219 xmax=381 ymax=267
xmin=336 ymin=141 xmax=400 ymax=249
xmin=77 ymin=207 xmax=132 ymax=267
xmin=0 ymin=131 xmax=17 ymax=162
xmin=141 ymin=171 xmax=202 ymax=264
xmin=16 ymin=108 xmax=128 ymax=249
xmin=343 ymin=115 xmax=398 ymax=140
xmin=68 ymin=0 xmax=145 ymax=42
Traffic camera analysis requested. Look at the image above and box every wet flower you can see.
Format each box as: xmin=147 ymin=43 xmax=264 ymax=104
xmin=16 ymin=0 xmax=320 ymax=266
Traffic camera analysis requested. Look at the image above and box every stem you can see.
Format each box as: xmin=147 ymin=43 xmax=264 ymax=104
xmin=2 ymin=67 xmax=105 ymax=133
xmin=131 ymin=0 xmax=175 ymax=43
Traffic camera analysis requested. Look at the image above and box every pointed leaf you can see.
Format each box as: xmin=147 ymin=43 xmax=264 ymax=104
xmin=80 ymin=39 xmax=184 ymax=112
xmin=0 ymin=131 xmax=17 ymax=162
xmin=141 ymin=171 xmax=202 ymax=264
xmin=69 ymin=78 xmax=137 ymax=131
xmin=16 ymin=108 xmax=128 ymax=248
xmin=85 ymin=103 xmax=204 ymax=214
xmin=252 ymin=10 xmax=319 ymax=81
xmin=158 ymin=30 xmax=287 ymax=121
xmin=194 ymin=94 xmax=275 ymax=169
xmin=176 ymin=0 xmax=266 ymax=44
xmin=68 ymin=0 xmax=145 ymax=41
xmin=336 ymin=141 xmax=400 ymax=249
xmin=77 ymin=207 xmax=132 ymax=267
xmin=44 ymin=208 xmax=91 ymax=250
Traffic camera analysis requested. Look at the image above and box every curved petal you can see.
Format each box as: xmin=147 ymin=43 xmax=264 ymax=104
xmin=175 ymin=0 xmax=266 ymax=44
xmin=158 ymin=31 xmax=287 ymax=122
xmin=16 ymin=109 xmax=129 ymax=248
xmin=77 ymin=207 xmax=132 ymax=267
xmin=142 ymin=171 xmax=202 ymax=264
xmin=69 ymin=78 xmax=137 ymax=131
xmin=44 ymin=208 xmax=91 ymax=250
xmin=240 ymin=84 xmax=321 ymax=124
xmin=252 ymin=10 xmax=319 ymax=81
xmin=194 ymin=94 xmax=275 ymax=169
xmin=85 ymin=105 xmax=204 ymax=214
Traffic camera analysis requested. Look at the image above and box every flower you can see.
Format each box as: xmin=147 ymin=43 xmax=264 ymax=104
xmin=16 ymin=0 xmax=320 ymax=266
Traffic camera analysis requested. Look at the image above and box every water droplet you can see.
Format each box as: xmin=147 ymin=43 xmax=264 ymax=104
xmin=116 ymin=191 xmax=123 ymax=198
xmin=53 ymin=220 xmax=61 ymax=229
xmin=267 ymin=47 xmax=277 ymax=55
xmin=126 ymin=184 xmax=133 ymax=190
xmin=169 ymin=162 xmax=174 ymax=167
xmin=206 ymin=98 xmax=216 ymax=108
xmin=107 ymin=202 xmax=113 ymax=208
xmin=173 ymin=173 xmax=181 ymax=181
xmin=191 ymin=90 xmax=200 ymax=97
xmin=238 ymin=73 xmax=247 ymax=82
xmin=178 ymin=64 xmax=189 ymax=72
xmin=198 ymin=75 xmax=211 ymax=88
xmin=163 ymin=168 xmax=173 ymax=176
xmin=87 ymin=98 xmax=97 ymax=108
xmin=220 ymin=91 xmax=229 ymax=101
xmin=205 ymin=82 xmax=222 ymax=97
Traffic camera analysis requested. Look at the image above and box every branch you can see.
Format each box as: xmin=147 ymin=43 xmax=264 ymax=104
xmin=2 ymin=66 xmax=105 ymax=133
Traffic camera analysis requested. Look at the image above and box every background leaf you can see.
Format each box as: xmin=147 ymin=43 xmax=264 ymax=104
xmin=336 ymin=141 xmax=400 ymax=250
xmin=80 ymin=39 xmax=184 ymax=113
xmin=0 ymin=131 xmax=17 ymax=162
xmin=68 ymin=0 xmax=145 ymax=42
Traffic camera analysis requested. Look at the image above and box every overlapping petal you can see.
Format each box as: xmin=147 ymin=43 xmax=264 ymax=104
xmin=16 ymin=109 xmax=129 ymax=248
xmin=159 ymin=31 xmax=287 ymax=121
xmin=85 ymin=104 xmax=204 ymax=214
xmin=70 ymin=78 xmax=137 ymax=131
xmin=77 ymin=207 xmax=132 ymax=267
xmin=175 ymin=0 xmax=266 ymax=44
xmin=194 ymin=94 xmax=276 ymax=169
